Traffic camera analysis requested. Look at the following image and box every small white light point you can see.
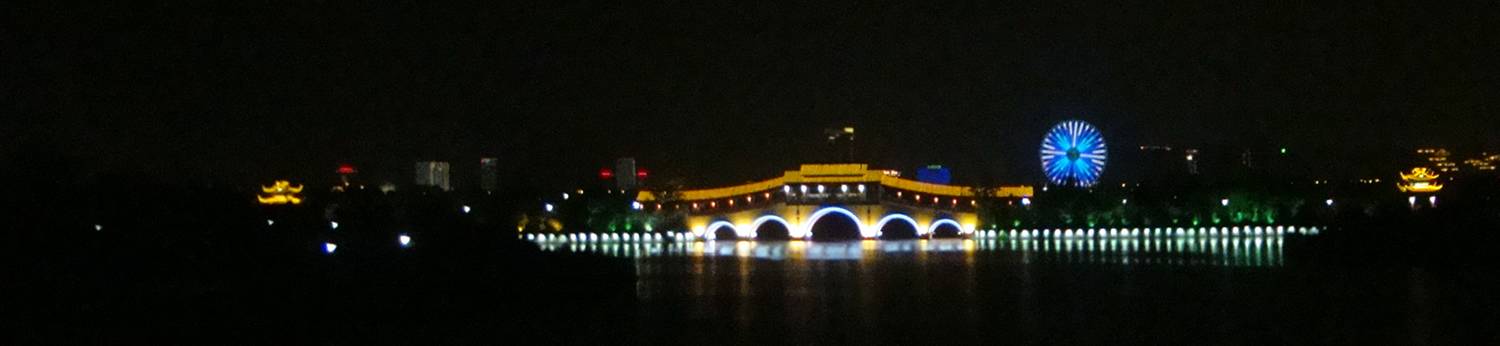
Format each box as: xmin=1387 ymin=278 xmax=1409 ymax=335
xmin=545 ymin=203 xmax=555 ymax=212
xmin=462 ymin=205 xmax=472 ymax=213
xmin=330 ymin=221 xmax=339 ymax=230
xmin=324 ymin=242 xmax=338 ymax=254
xmin=94 ymin=224 xmax=103 ymax=231
xmin=266 ymin=219 xmax=275 ymax=226
xmin=398 ymin=234 xmax=412 ymax=247
xmin=1220 ymin=198 xmax=1230 ymax=207
xmin=1325 ymin=199 xmax=1334 ymax=206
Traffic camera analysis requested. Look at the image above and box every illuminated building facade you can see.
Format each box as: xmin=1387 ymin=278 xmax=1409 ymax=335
xmin=414 ymin=161 xmax=452 ymax=191
xmin=1416 ymin=148 xmax=1460 ymax=173
xmin=1396 ymin=167 xmax=1443 ymax=193
xmin=258 ymin=180 xmax=304 ymax=205
xmin=636 ymin=164 xmax=1032 ymax=240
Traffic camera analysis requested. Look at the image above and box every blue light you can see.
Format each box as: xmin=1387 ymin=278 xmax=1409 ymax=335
xmin=1039 ymin=120 xmax=1108 ymax=187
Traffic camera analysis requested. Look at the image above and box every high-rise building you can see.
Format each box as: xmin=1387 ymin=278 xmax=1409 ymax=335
xmin=1416 ymin=148 xmax=1459 ymax=173
xmin=414 ymin=161 xmax=452 ymax=191
xmin=824 ymin=126 xmax=855 ymax=162
xmin=614 ymin=158 xmax=638 ymax=190
xmin=1184 ymin=149 xmax=1200 ymax=175
xmin=479 ymin=157 xmax=499 ymax=192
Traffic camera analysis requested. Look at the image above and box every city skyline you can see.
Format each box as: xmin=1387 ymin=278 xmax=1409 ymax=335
xmin=5 ymin=2 xmax=1498 ymax=189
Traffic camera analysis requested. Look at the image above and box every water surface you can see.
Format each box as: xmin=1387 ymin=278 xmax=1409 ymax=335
xmin=534 ymin=235 xmax=1496 ymax=344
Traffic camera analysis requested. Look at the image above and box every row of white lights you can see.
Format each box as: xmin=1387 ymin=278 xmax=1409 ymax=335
xmin=784 ymin=184 xmax=867 ymax=195
xmin=524 ymin=232 xmax=692 ymax=243
xmin=972 ymin=226 xmax=1321 ymax=239
xmin=519 ymin=225 xmax=1322 ymax=245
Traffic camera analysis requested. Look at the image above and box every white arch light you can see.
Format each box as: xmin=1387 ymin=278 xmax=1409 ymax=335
xmin=748 ymin=215 xmax=793 ymax=239
xmin=927 ymin=219 xmax=963 ymax=236
xmin=704 ymin=221 xmax=737 ymax=241
xmin=872 ymin=214 xmax=920 ymax=238
xmin=801 ymin=207 xmax=869 ymax=239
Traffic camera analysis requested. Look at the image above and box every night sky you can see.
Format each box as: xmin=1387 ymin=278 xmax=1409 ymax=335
xmin=5 ymin=1 xmax=1497 ymax=189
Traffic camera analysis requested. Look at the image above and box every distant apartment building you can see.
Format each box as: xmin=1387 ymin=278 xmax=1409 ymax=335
xmin=415 ymin=161 xmax=452 ymax=191
xmin=1415 ymin=148 xmax=1460 ymax=173
xmin=480 ymin=157 xmax=499 ymax=192
xmin=1463 ymin=152 xmax=1497 ymax=171
xmin=614 ymin=158 xmax=638 ymax=190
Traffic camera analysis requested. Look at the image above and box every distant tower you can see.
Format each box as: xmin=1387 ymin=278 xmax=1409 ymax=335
xmin=414 ymin=161 xmax=452 ymax=191
xmin=1184 ymin=149 xmax=1200 ymax=175
xmin=824 ymin=126 xmax=855 ymax=162
xmin=614 ymin=158 xmax=638 ymax=190
xmin=479 ymin=157 xmax=499 ymax=192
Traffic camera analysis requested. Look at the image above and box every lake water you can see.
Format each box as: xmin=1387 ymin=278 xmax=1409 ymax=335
xmin=532 ymin=234 xmax=1497 ymax=344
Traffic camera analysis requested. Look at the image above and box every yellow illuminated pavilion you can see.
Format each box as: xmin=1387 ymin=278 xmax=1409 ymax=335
xmin=258 ymin=180 xmax=305 ymax=205
xmin=1396 ymin=167 xmax=1443 ymax=193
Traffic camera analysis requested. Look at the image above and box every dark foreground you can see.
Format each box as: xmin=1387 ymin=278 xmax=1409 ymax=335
xmin=8 ymin=235 xmax=637 ymax=344
xmin=9 ymin=228 xmax=1500 ymax=345
xmin=624 ymin=237 xmax=1499 ymax=344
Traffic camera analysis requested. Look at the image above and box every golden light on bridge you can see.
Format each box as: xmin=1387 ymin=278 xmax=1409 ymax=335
xmin=258 ymin=180 xmax=304 ymax=205
xmin=637 ymin=164 xmax=1033 ymax=240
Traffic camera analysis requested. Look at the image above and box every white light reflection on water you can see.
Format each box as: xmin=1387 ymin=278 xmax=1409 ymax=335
xmin=529 ymin=233 xmax=1294 ymax=268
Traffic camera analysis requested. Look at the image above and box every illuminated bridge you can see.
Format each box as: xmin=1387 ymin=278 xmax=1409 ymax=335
xmin=635 ymin=164 xmax=1032 ymax=240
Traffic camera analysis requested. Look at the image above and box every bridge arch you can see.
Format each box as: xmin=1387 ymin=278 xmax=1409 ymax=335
xmin=872 ymin=213 xmax=920 ymax=239
xmin=749 ymin=215 xmax=793 ymax=239
xmin=801 ymin=206 xmax=873 ymax=239
xmin=927 ymin=218 xmax=963 ymax=238
xmin=704 ymin=220 xmax=738 ymax=241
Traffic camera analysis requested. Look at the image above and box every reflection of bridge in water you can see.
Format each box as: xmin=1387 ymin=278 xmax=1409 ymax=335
xmin=635 ymin=164 xmax=1032 ymax=240
xmin=527 ymin=225 xmax=1321 ymax=267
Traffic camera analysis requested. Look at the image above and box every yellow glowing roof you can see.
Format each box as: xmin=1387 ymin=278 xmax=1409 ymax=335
xmin=258 ymin=180 xmax=305 ymax=205
xmin=261 ymin=180 xmax=304 ymax=194
xmin=1399 ymin=167 xmax=1439 ymax=182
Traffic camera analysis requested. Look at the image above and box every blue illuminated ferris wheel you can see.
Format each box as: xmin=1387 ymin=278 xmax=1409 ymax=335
xmin=1040 ymin=120 xmax=1108 ymax=187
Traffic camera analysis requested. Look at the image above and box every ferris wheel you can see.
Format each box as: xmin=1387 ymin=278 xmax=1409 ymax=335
xmin=1040 ymin=120 xmax=1107 ymax=187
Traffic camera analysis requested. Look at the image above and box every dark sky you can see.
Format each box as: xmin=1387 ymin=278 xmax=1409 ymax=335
xmin=5 ymin=1 xmax=1497 ymax=189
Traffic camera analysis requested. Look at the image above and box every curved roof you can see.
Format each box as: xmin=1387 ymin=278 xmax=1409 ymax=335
xmin=637 ymin=164 xmax=1032 ymax=202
